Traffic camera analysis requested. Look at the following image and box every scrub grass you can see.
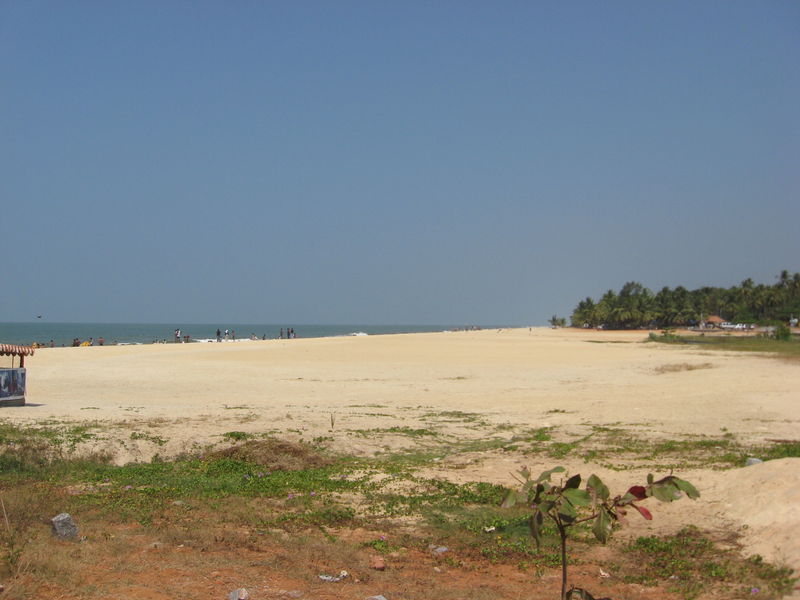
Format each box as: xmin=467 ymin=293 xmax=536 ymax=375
xmin=0 ymin=420 xmax=795 ymax=599
xmin=650 ymin=333 xmax=800 ymax=359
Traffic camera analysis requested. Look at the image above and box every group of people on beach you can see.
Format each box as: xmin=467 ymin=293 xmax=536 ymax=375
xmin=215 ymin=329 xmax=236 ymax=342
xmin=30 ymin=337 xmax=112 ymax=348
xmin=211 ymin=328 xmax=298 ymax=341
xmin=174 ymin=329 xmax=192 ymax=343
xmin=31 ymin=340 xmax=56 ymax=348
xmin=70 ymin=337 xmax=105 ymax=347
xmin=27 ymin=327 xmax=301 ymax=348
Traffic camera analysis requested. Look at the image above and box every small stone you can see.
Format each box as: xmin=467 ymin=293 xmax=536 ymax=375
xmin=228 ymin=589 xmax=249 ymax=600
xmin=745 ymin=457 xmax=763 ymax=466
xmin=172 ymin=500 xmax=186 ymax=506
xmin=51 ymin=513 xmax=78 ymax=539
xmin=319 ymin=570 xmax=348 ymax=583
xmin=366 ymin=596 xmax=388 ymax=600
xmin=433 ymin=567 xmax=442 ymax=573
xmin=285 ymin=592 xmax=303 ymax=599
xmin=370 ymin=555 xmax=386 ymax=571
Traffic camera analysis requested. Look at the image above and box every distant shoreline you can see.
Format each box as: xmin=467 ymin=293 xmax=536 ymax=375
xmin=0 ymin=322 xmax=509 ymax=349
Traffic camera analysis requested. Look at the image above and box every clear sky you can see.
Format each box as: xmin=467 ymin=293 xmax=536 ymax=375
xmin=1 ymin=1 xmax=798 ymax=324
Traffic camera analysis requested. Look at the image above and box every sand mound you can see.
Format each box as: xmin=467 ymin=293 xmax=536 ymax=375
xmin=709 ymin=458 xmax=800 ymax=571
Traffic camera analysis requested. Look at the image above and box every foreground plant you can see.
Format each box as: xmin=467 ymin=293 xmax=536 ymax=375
xmin=502 ymin=466 xmax=699 ymax=600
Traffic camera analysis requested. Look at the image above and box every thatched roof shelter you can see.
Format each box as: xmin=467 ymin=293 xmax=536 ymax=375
xmin=0 ymin=344 xmax=35 ymax=368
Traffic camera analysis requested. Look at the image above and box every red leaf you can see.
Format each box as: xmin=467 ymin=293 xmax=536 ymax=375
xmin=627 ymin=486 xmax=647 ymax=500
xmin=633 ymin=504 xmax=653 ymax=520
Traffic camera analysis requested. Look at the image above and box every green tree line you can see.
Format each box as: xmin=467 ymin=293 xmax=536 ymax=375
xmin=570 ymin=270 xmax=800 ymax=329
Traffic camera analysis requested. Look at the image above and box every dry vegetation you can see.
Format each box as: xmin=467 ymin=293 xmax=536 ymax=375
xmin=0 ymin=417 xmax=796 ymax=600
xmin=653 ymin=363 xmax=714 ymax=375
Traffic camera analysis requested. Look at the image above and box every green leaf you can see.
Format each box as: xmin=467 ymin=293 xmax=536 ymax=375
xmin=558 ymin=498 xmax=577 ymax=520
xmin=564 ymin=474 xmax=582 ymax=489
xmin=673 ymin=477 xmax=700 ymax=499
xmin=647 ymin=473 xmax=654 ymax=485
xmin=592 ymin=506 xmax=612 ymax=543
xmin=566 ymin=588 xmax=597 ymax=600
xmin=651 ymin=482 xmax=680 ymax=502
xmin=587 ymin=474 xmax=609 ymax=501
xmin=563 ymin=488 xmax=591 ymax=507
xmin=541 ymin=491 xmax=559 ymax=504
xmin=501 ymin=489 xmax=517 ymax=508
xmin=501 ymin=489 xmax=527 ymax=508
xmin=537 ymin=500 xmax=555 ymax=514
xmin=536 ymin=466 xmax=565 ymax=483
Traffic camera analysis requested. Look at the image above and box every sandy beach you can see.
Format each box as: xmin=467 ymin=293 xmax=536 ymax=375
xmin=4 ymin=327 xmax=800 ymax=577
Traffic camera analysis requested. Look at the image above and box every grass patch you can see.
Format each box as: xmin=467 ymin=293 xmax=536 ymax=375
xmin=760 ymin=440 xmax=800 ymax=460
xmin=129 ymin=431 xmax=168 ymax=446
xmin=220 ymin=431 xmax=253 ymax=442
xmin=0 ymin=421 xmax=110 ymax=471
xmin=0 ymin=418 xmax=795 ymax=599
xmin=422 ymin=410 xmax=485 ymax=423
xmin=650 ymin=333 xmax=800 ymax=359
xmin=350 ymin=426 xmax=439 ymax=438
xmin=622 ymin=526 xmax=796 ymax=599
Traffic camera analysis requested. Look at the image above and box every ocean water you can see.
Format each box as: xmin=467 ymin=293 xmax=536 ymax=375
xmin=0 ymin=322 xmax=490 ymax=348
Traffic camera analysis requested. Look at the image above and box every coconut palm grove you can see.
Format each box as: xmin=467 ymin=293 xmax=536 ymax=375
xmin=570 ymin=270 xmax=800 ymax=330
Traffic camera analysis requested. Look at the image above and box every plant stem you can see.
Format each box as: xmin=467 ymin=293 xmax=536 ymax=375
xmin=557 ymin=519 xmax=568 ymax=600
xmin=0 ymin=498 xmax=10 ymax=534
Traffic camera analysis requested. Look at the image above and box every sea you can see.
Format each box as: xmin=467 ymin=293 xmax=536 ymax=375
xmin=0 ymin=322 xmax=494 ymax=348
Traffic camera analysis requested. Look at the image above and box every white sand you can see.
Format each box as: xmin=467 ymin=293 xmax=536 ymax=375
xmin=4 ymin=327 xmax=799 ymax=573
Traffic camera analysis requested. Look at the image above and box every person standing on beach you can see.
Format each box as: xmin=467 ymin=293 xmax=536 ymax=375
xmin=280 ymin=328 xmax=284 ymax=339
xmin=216 ymin=329 xmax=221 ymax=342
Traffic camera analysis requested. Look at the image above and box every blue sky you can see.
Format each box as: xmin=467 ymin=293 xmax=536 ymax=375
xmin=1 ymin=1 xmax=798 ymax=324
